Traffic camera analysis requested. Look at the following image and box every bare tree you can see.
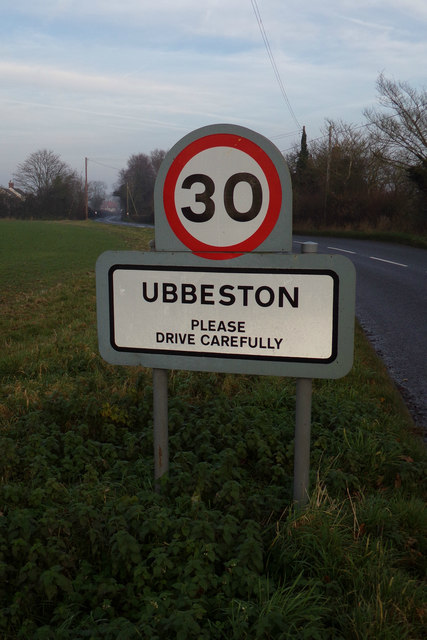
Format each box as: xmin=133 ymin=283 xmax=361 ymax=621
xmin=88 ymin=180 xmax=107 ymax=210
xmin=364 ymin=75 xmax=427 ymax=227
xmin=364 ymin=74 xmax=427 ymax=168
xmin=307 ymin=119 xmax=371 ymax=200
xmin=13 ymin=149 xmax=70 ymax=196
xmin=115 ymin=149 xmax=167 ymax=222
xmin=12 ymin=150 xmax=85 ymax=219
xmin=150 ymin=148 xmax=167 ymax=174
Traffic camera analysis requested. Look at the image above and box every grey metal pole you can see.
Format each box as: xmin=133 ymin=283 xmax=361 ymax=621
xmin=153 ymin=368 xmax=169 ymax=490
xmin=149 ymin=238 xmax=169 ymax=491
xmin=293 ymin=378 xmax=313 ymax=505
xmin=293 ymin=241 xmax=318 ymax=506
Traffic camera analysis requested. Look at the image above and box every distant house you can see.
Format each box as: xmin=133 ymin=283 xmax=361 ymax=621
xmin=0 ymin=181 xmax=26 ymax=217
xmin=0 ymin=181 xmax=26 ymax=201
xmin=100 ymin=199 xmax=120 ymax=214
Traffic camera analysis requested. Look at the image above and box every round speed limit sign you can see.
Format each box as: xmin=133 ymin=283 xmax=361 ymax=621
xmin=156 ymin=125 xmax=291 ymax=259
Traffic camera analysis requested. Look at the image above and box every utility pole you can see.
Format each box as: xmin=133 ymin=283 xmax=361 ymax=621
xmin=85 ymin=157 xmax=88 ymax=220
xmin=323 ymin=124 xmax=332 ymax=225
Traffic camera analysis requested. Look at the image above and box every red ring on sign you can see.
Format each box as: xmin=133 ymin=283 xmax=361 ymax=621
xmin=163 ymin=133 xmax=282 ymax=260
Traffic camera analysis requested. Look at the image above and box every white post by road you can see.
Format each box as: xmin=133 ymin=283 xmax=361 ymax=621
xmin=293 ymin=241 xmax=318 ymax=506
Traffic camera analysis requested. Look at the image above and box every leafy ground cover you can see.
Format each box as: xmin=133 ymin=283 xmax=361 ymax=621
xmin=0 ymin=220 xmax=426 ymax=639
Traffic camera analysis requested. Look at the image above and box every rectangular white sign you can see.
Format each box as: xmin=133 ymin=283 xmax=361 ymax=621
xmin=109 ymin=266 xmax=338 ymax=363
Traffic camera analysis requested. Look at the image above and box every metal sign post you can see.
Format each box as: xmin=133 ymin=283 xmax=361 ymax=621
xmin=293 ymin=242 xmax=318 ymax=506
xmin=95 ymin=124 xmax=356 ymax=500
xmin=150 ymin=241 xmax=169 ymax=492
xmin=153 ymin=368 xmax=169 ymax=491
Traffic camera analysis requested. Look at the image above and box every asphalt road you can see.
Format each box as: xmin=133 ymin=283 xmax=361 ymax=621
xmin=294 ymin=235 xmax=427 ymax=435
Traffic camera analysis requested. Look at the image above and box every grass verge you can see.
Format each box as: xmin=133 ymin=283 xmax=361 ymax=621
xmin=0 ymin=220 xmax=426 ymax=639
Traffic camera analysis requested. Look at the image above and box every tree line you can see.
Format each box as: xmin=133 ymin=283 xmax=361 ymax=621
xmin=0 ymin=150 xmax=109 ymax=221
xmin=1 ymin=74 xmax=426 ymax=231
xmin=290 ymin=74 xmax=426 ymax=231
xmin=1 ymin=150 xmax=85 ymax=220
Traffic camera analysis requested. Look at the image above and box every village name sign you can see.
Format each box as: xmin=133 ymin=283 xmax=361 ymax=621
xmin=96 ymin=124 xmax=355 ymax=380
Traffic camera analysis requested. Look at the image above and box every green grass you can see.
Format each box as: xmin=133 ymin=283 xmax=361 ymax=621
xmin=0 ymin=220 xmax=426 ymax=638
xmin=0 ymin=220 xmax=150 ymax=293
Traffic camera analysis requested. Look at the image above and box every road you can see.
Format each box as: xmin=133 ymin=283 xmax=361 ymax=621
xmin=93 ymin=213 xmax=153 ymax=228
xmin=294 ymin=235 xmax=427 ymax=434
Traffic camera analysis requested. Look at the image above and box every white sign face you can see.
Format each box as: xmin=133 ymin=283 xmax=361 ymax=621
xmin=173 ymin=147 xmax=270 ymax=248
xmin=109 ymin=266 xmax=338 ymax=363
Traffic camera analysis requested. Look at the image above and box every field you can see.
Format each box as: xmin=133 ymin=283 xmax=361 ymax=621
xmin=0 ymin=220 xmax=426 ymax=639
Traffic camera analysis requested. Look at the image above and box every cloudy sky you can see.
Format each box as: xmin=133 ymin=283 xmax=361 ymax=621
xmin=1 ymin=0 xmax=426 ymax=192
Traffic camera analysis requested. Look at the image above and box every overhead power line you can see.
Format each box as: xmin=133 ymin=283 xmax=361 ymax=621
xmin=271 ymin=129 xmax=302 ymax=140
xmin=250 ymin=0 xmax=301 ymax=131
xmin=87 ymin=158 xmax=123 ymax=172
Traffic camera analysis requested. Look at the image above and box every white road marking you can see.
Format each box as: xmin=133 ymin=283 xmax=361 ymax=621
xmin=327 ymin=246 xmax=356 ymax=254
xmin=369 ymin=256 xmax=408 ymax=267
xmin=295 ymin=242 xmax=411 ymax=269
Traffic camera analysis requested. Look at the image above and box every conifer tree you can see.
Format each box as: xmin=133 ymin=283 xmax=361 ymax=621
xmin=296 ymin=126 xmax=309 ymax=173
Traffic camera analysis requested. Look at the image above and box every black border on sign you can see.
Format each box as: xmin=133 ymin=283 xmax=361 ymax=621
xmin=108 ymin=265 xmax=339 ymax=364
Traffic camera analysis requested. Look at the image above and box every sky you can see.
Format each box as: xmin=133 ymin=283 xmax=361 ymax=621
xmin=1 ymin=0 xmax=426 ymax=193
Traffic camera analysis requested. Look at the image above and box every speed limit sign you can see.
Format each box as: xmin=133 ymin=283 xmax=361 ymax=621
xmin=154 ymin=124 xmax=293 ymax=259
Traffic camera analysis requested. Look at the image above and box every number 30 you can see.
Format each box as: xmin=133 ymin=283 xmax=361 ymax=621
xmin=181 ymin=172 xmax=262 ymax=223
